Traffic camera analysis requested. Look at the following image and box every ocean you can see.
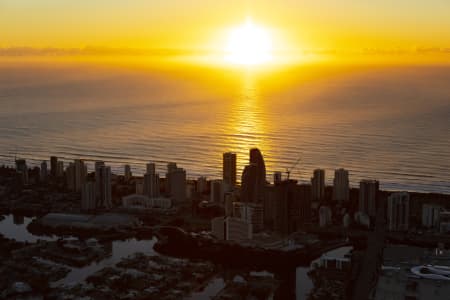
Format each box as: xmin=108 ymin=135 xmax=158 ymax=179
xmin=0 ymin=61 xmax=449 ymax=193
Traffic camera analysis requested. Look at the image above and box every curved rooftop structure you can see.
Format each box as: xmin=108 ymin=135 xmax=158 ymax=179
xmin=410 ymin=265 xmax=450 ymax=281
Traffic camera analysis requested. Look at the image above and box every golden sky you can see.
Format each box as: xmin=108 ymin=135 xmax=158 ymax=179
xmin=1 ymin=0 xmax=450 ymax=64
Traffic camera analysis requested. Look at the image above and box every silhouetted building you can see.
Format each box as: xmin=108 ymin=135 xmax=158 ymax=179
xmin=124 ymin=164 xmax=132 ymax=181
xmin=56 ymin=161 xmax=64 ymax=177
xmin=197 ymin=176 xmax=208 ymax=194
xmin=96 ymin=165 xmax=112 ymax=208
xmin=311 ymin=169 xmax=325 ymax=202
xmin=167 ymin=163 xmax=186 ymax=203
xmin=387 ymin=192 xmax=410 ymax=231
xmin=15 ymin=159 xmax=28 ymax=185
xmin=333 ymin=168 xmax=349 ymax=202
xmin=319 ymin=206 xmax=332 ymax=227
xmin=264 ymin=180 xmax=309 ymax=235
xmin=233 ymin=202 xmax=264 ymax=232
xmin=211 ymin=217 xmax=252 ymax=242
xmin=273 ymin=171 xmax=282 ymax=185
xmin=359 ymin=179 xmax=380 ymax=218
xmin=143 ymin=162 xmax=160 ymax=198
xmin=422 ymin=204 xmax=443 ymax=229
xmin=95 ymin=161 xmax=105 ymax=198
xmin=50 ymin=156 xmax=58 ymax=177
xmin=81 ymin=181 xmax=96 ymax=211
xmin=223 ymin=152 xmax=237 ymax=191
xmin=210 ymin=179 xmax=223 ymax=203
xmin=40 ymin=160 xmax=48 ymax=182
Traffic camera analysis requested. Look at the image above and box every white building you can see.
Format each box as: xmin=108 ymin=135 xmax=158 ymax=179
xmin=333 ymin=168 xmax=349 ymax=202
xmin=387 ymin=192 xmax=410 ymax=232
xmin=81 ymin=182 xmax=96 ymax=211
xmin=143 ymin=163 xmax=160 ymax=199
xmin=422 ymin=204 xmax=443 ymax=229
xmin=319 ymin=206 xmax=332 ymax=227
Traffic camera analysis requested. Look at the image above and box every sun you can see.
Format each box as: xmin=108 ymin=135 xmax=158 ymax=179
xmin=225 ymin=19 xmax=272 ymax=66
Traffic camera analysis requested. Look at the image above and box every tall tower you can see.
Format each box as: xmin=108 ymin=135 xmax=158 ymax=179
xmin=223 ymin=152 xmax=237 ymax=190
xmin=50 ymin=156 xmax=58 ymax=177
xmin=95 ymin=161 xmax=105 ymax=198
xmin=144 ymin=162 xmax=160 ymax=198
xmin=359 ymin=180 xmax=379 ymax=217
xmin=311 ymin=169 xmax=325 ymax=201
xmin=40 ymin=161 xmax=48 ymax=182
xmin=241 ymin=148 xmax=266 ymax=203
xmin=97 ymin=165 xmax=112 ymax=208
xmin=333 ymin=168 xmax=349 ymax=202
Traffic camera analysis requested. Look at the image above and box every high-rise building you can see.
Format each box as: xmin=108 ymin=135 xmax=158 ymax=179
xmin=40 ymin=161 xmax=48 ymax=182
xmin=273 ymin=171 xmax=282 ymax=185
xmin=96 ymin=165 xmax=112 ymax=208
xmin=50 ymin=156 xmax=58 ymax=177
xmin=210 ymin=179 xmax=223 ymax=203
xmin=197 ymin=176 xmax=208 ymax=194
xmin=225 ymin=217 xmax=253 ymax=241
xmin=146 ymin=162 xmax=156 ymax=175
xmin=81 ymin=181 xmax=96 ymax=211
xmin=95 ymin=161 xmax=105 ymax=198
xmin=319 ymin=206 xmax=332 ymax=227
xmin=124 ymin=164 xmax=132 ymax=181
xmin=167 ymin=165 xmax=186 ymax=203
xmin=56 ymin=161 xmax=64 ymax=177
xmin=15 ymin=159 xmax=28 ymax=185
xmin=422 ymin=204 xmax=443 ymax=229
xmin=74 ymin=159 xmax=87 ymax=192
xmin=233 ymin=202 xmax=264 ymax=232
xmin=249 ymin=148 xmax=266 ymax=202
xmin=359 ymin=180 xmax=380 ymax=218
xmin=311 ymin=169 xmax=325 ymax=201
xmin=143 ymin=163 xmax=160 ymax=199
xmin=223 ymin=152 xmax=237 ymax=190
xmin=387 ymin=192 xmax=410 ymax=231
xmin=66 ymin=162 xmax=75 ymax=191
xmin=333 ymin=168 xmax=349 ymax=202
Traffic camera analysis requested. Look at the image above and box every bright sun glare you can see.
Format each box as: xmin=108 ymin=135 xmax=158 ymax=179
xmin=226 ymin=19 xmax=272 ymax=66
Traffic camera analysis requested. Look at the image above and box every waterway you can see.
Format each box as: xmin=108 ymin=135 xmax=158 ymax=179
xmin=0 ymin=214 xmax=351 ymax=299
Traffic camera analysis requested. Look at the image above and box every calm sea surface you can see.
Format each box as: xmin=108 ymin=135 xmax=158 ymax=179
xmin=0 ymin=62 xmax=449 ymax=193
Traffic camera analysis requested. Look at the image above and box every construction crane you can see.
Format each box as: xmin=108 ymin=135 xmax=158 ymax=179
xmin=285 ymin=156 xmax=301 ymax=180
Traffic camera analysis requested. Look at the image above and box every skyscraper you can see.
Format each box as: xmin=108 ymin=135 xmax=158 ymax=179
xmin=223 ymin=152 xmax=237 ymax=190
xmin=359 ymin=179 xmax=380 ymax=217
xmin=387 ymin=192 xmax=410 ymax=231
xmin=241 ymin=148 xmax=266 ymax=203
xmin=311 ymin=169 xmax=325 ymax=201
xmin=333 ymin=168 xmax=349 ymax=202
xmin=144 ymin=162 xmax=160 ymax=198
xmin=56 ymin=161 xmax=64 ymax=177
xmin=167 ymin=165 xmax=186 ymax=203
xmin=40 ymin=160 xmax=48 ymax=182
xmin=15 ymin=159 xmax=28 ymax=185
xmin=50 ymin=156 xmax=58 ymax=177
xmin=210 ymin=179 xmax=223 ymax=203
xmin=97 ymin=165 xmax=112 ymax=208
xmin=81 ymin=181 xmax=96 ymax=211
xmin=124 ymin=164 xmax=132 ymax=181
xmin=74 ymin=159 xmax=87 ymax=192
xmin=95 ymin=161 xmax=105 ymax=198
